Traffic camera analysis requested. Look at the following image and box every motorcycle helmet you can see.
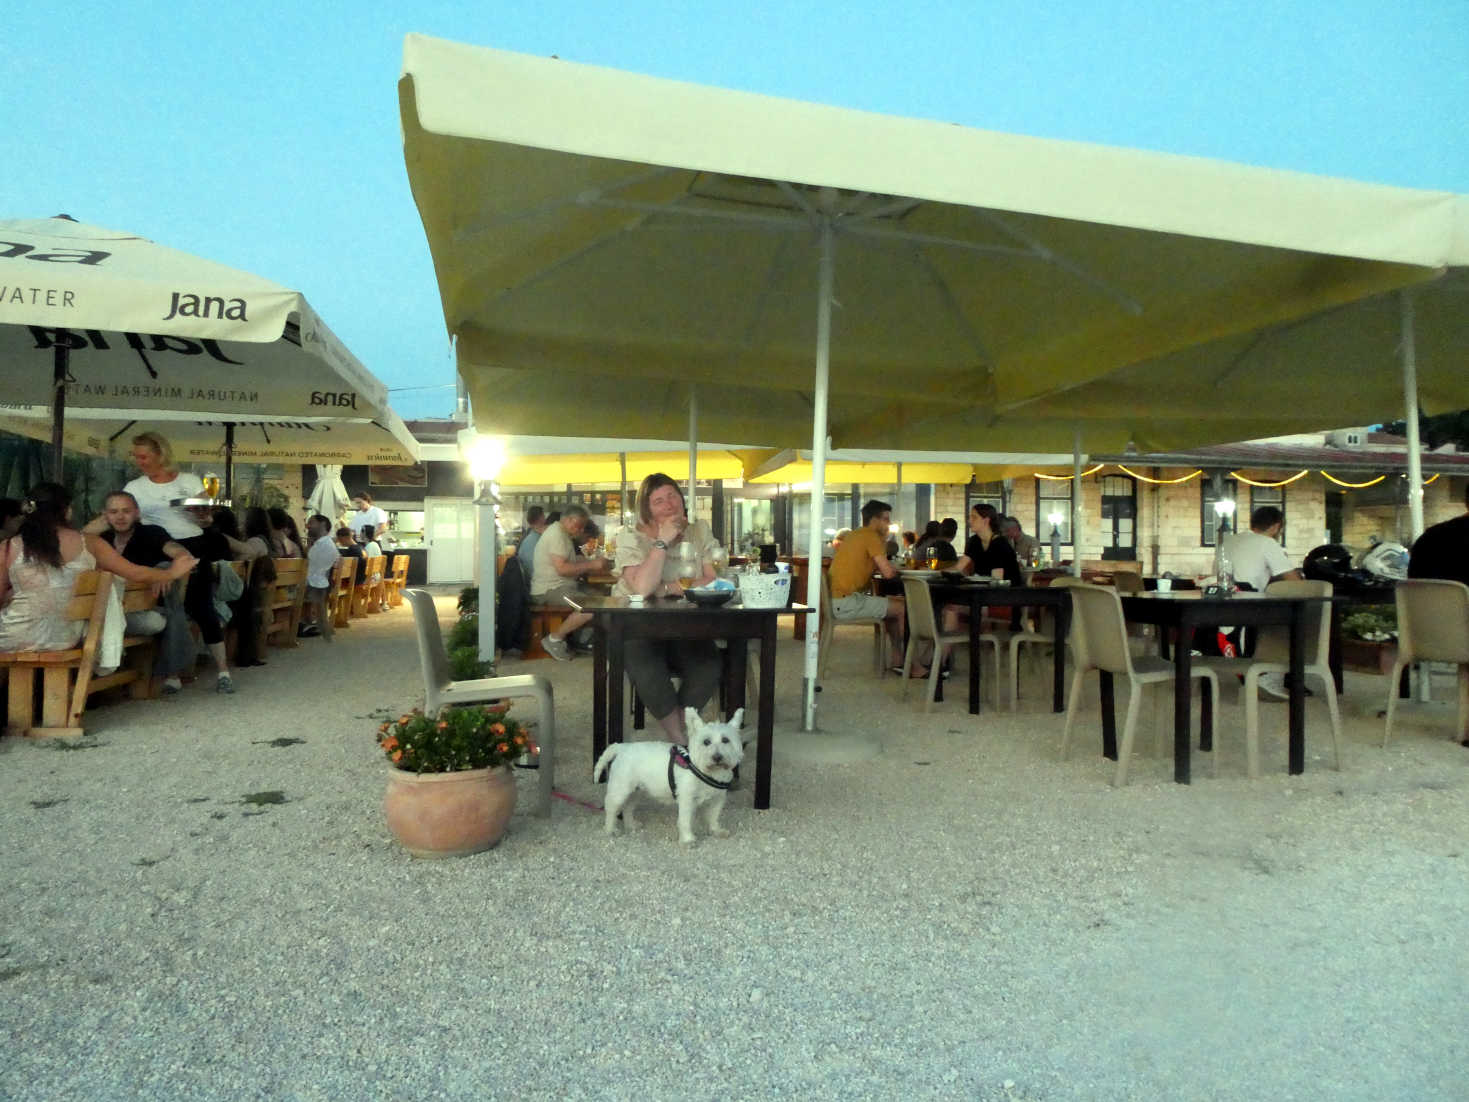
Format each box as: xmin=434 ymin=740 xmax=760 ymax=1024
xmin=1303 ymin=544 xmax=1353 ymax=584
xmin=1360 ymin=541 xmax=1410 ymax=582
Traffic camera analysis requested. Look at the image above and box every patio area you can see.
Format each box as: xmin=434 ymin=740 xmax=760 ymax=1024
xmin=1 ymin=592 xmax=1464 ymax=1099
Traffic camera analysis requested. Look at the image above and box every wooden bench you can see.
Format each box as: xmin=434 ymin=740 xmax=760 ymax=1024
xmin=331 ymin=555 xmax=358 ymax=628
xmin=1 ymin=570 xmax=159 ymax=738
xmin=526 ymin=602 xmax=572 ymax=660
xmin=385 ymin=554 xmax=409 ymax=608
xmin=260 ymin=558 xmax=308 ymax=650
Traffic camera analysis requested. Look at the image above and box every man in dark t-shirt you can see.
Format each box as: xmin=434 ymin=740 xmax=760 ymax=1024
xmin=1407 ymin=485 xmax=1469 ymax=587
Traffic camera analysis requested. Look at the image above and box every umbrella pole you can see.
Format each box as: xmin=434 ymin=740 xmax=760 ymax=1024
xmin=688 ymin=384 xmax=698 ymax=522
xmin=49 ymin=342 xmax=68 ymax=480
xmin=477 ymin=479 xmax=499 ymax=673
xmin=619 ymin=451 xmax=628 ymax=532
xmin=895 ymin=461 xmax=903 ymax=537
xmin=1071 ymin=425 xmax=1083 ymax=577
xmin=1400 ymin=290 xmax=1425 ymax=542
xmin=802 ymin=217 xmax=835 ymax=732
xmin=224 ymin=424 xmax=235 ymax=500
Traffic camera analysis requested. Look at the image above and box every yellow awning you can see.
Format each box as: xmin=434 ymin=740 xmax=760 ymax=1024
xmin=499 ymin=449 xmax=745 ymax=487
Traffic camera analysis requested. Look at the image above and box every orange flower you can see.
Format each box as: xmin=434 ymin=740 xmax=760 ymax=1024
xmin=485 ymin=702 xmax=509 ymax=715
xmin=391 ymin=750 xmax=403 ymax=763
xmin=381 ymin=736 xmax=398 ymax=752
xmin=398 ymin=714 xmax=412 ymax=725
xmin=489 ymin=722 xmax=506 ymax=736
xmin=496 ymin=742 xmax=510 ymax=754
xmin=378 ymin=723 xmax=389 ymax=734
xmin=437 ymin=721 xmax=449 ymax=731
xmin=513 ymin=733 xmax=526 ymax=746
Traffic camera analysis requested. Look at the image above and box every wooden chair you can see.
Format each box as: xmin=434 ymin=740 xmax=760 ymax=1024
xmin=2 ymin=571 xmax=158 ymax=738
xmin=1383 ymin=578 xmax=1469 ymax=747
xmin=260 ymin=558 xmax=308 ymax=650
xmin=406 ymin=588 xmax=556 ymax=816
xmin=386 ymin=554 xmax=410 ymax=607
xmin=331 ymin=555 xmax=359 ymax=628
xmin=817 ymin=572 xmax=885 ymax=679
xmin=352 ymin=555 xmax=387 ymax=618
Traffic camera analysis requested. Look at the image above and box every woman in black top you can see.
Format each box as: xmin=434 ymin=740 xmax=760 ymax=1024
xmin=957 ymin=503 xmax=1022 ymax=586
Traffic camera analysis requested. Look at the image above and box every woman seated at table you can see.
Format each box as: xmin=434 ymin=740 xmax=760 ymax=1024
xmin=612 ymin=472 xmax=722 ymax=746
xmin=943 ymin=503 xmax=1025 ymax=632
xmin=0 ymin=482 xmax=197 ymax=654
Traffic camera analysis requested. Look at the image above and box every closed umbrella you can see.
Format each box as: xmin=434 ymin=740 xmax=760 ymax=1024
xmin=306 ymin=464 xmax=352 ymax=523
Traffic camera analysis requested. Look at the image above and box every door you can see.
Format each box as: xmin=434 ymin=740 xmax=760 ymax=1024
xmin=425 ymin=498 xmax=478 ymax=583
xmin=1099 ymin=475 xmax=1137 ymax=561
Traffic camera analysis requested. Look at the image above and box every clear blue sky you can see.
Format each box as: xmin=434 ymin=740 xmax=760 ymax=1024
xmin=8 ymin=1 xmax=1466 ymax=420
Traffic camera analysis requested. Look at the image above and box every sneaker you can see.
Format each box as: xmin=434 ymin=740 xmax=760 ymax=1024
xmin=162 ymin=677 xmax=182 ymax=697
xmin=216 ymin=674 xmax=236 ymax=695
xmin=297 ymin=623 xmax=321 ymax=638
xmin=1257 ymin=672 xmax=1289 ymax=702
xmin=542 ymin=635 xmax=571 ymax=662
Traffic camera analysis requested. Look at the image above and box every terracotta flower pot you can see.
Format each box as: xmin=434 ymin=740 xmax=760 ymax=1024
xmin=383 ymin=764 xmax=516 ymax=858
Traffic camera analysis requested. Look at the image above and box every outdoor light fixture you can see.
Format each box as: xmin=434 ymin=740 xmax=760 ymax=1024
xmin=1047 ymin=508 xmax=1065 ymax=565
xmin=459 ymin=430 xmax=507 ymax=483
xmin=1213 ymin=496 xmax=1236 ymax=535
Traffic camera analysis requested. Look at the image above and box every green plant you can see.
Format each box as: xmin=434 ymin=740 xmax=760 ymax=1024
xmin=448 ymin=614 xmax=479 ymax=650
xmin=377 ymin=702 xmax=534 ymax=774
xmin=457 ymin=586 xmax=479 ymax=615
xmin=449 ymin=644 xmax=490 ymax=680
xmin=1341 ymin=605 xmax=1397 ymax=642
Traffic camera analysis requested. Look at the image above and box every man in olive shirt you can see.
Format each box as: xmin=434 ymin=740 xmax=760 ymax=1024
xmin=827 ymin=499 xmax=924 ymax=675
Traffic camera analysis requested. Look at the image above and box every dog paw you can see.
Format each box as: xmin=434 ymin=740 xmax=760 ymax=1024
xmin=679 ymin=835 xmax=697 ymax=846
xmin=710 ymin=827 xmax=730 ymax=838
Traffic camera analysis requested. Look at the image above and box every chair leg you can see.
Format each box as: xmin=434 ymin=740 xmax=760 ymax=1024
xmin=1059 ymin=668 xmax=1086 ymax=760
xmin=1008 ymin=636 xmax=1024 ymax=711
xmin=922 ymin=642 xmax=946 ymax=713
xmin=1383 ymin=658 xmax=1411 ymax=747
xmin=873 ymin=623 xmax=885 ymax=675
xmin=1458 ymin=665 xmax=1469 ymax=745
xmin=1113 ymin=682 xmax=1145 ymax=786
xmin=1316 ymin=672 xmax=1343 ymax=770
xmin=531 ymin=681 xmax=555 ymax=817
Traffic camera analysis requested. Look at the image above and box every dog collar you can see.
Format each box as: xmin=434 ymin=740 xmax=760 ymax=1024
xmin=668 ymin=743 xmax=732 ymax=794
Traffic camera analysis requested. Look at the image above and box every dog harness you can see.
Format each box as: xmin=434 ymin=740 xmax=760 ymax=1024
xmin=667 ymin=744 xmax=732 ymax=795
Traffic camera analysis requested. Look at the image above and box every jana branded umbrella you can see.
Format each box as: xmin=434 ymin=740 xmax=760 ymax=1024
xmin=0 ymin=216 xmax=392 ymax=477
xmin=398 ymin=35 xmax=1464 ymax=728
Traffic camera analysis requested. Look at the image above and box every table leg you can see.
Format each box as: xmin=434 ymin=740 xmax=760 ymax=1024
xmin=968 ymin=594 xmax=981 ymax=715
xmin=1173 ymin=622 xmax=1195 ymax=783
xmin=1328 ymin=602 xmax=1345 ymax=694
xmin=1099 ymin=670 xmax=1117 ymax=760
xmin=1288 ymin=603 xmax=1306 ymax=774
xmin=755 ymin=618 xmax=777 ymax=810
xmin=592 ymin=621 xmax=607 ymax=769
xmin=1052 ymin=597 xmax=1069 ymax=713
xmin=607 ymin=620 xmax=626 ymax=752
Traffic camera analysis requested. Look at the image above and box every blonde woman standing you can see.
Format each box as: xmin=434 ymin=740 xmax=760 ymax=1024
xmin=123 ymin=431 xmax=236 ymax=694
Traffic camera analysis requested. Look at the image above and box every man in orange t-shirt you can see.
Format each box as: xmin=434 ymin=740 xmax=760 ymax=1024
xmin=828 ymin=499 xmax=926 ymax=676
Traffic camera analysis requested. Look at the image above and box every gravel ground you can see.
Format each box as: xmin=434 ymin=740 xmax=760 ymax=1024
xmin=2 ymin=593 xmax=1465 ymax=1100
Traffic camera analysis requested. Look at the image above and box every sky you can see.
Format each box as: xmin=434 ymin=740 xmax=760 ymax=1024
xmin=7 ymin=1 xmax=1467 ymax=422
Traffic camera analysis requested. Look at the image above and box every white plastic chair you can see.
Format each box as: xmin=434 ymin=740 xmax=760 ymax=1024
xmin=1383 ymin=579 xmax=1469 ymax=747
xmin=818 ymin=572 xmax=885 ymax=679
xmin=406 ymin=589 xmax=555 ymax=816
xmin=901 ymin=576 xmax=998 ymax=711
xmin=1198 ymin=580 xmax=1341 ymax=777
xmin=1060 ymin=583 xmax=1220 ymax=786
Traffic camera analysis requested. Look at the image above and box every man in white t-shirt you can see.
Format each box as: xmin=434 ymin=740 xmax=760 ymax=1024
xmin=530 ymin=505 xmax=609 ymax=661
xmin=299 ymin=514 xmax=342 ymax=639
xmin=349 ymin=493 xmax=389 ymax=543
xmin=1219 ymin=506 xmax=1301 ymax=593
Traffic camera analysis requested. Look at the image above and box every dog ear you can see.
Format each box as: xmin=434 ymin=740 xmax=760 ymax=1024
xmin=730 ymin=707 xmax=745 ymax=732
xmin=684 ymin=706 xmax=701 ymax=733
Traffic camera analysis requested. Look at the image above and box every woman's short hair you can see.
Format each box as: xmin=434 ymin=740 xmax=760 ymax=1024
xmin=353 ymin=491 xmax=374 ymax=506
xmin=637 ymin=473 xmax=685 ymax=525
xmin=131 ymin=430 xmax=173 ymax=468
xmin=971 ymin=502 xmax=1000 ymax=528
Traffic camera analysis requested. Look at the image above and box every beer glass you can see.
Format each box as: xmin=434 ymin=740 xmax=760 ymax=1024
xmin=202 ymin=473 xmax=221 ymax=500
xmin=674 ymin=543 xmax=701 ymax=590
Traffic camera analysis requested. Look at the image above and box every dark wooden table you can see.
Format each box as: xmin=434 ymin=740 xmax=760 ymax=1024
xmin=1119 ymin=591 xmax=1324 ymax=783
xmin=573 ymin=595 xmax=811 ymax=810
xmin=927 ymin=580 xmax=1072 ymax=715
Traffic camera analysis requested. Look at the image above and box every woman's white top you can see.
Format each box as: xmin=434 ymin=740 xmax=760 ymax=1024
xmin=612 ymin=520 xmax=717 ymax=597
xmin=124 ymin=472 xmax=204 ymax=540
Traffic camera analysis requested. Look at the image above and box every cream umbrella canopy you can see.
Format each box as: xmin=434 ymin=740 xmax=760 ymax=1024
xmin=399 ymin=35 xmax=1463 ymax=728
xmin=0 ymin=216 xmax=391 ymax=477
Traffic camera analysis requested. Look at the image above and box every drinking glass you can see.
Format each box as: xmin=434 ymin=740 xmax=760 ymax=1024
xmin=202 ymin=473 xmax=220 ymax=499
xmin=674 ymin=543 xmax=701 ymax=590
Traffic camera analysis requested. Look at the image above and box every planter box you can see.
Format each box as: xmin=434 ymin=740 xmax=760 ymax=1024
xmin=1341 ymin=638 xmax=1397 ymax=676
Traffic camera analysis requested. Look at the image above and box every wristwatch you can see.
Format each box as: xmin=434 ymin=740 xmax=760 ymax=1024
xmin=652 ymin=539 xmax=668 ymax=550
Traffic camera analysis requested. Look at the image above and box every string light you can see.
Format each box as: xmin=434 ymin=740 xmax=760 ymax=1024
xmin=1115 ymin=464 xmax=1203 ymax=485
xmin=1034 ymin=463 xmax=1105 ymax=481
xmin=1319 ymin=471 xmax=1385 ymax=488
xmin=1230 ymin=469 xmax=1310 ymax=488
xmin=1422 ymin=473 xmax=1440 ymax=485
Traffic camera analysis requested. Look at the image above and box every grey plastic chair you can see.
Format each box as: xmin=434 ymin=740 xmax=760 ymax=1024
xmin=1060 ymin=583 xmax=1220 ymax=786
xmin=818 ymin=571 xmax=885 ymax=679
xmin=406 ymin=588 xmax=555 ymax=816
xmin=900 ymin=575 xmax=998 ymax=711
xmin=1198 ymin=579 xmax=1341 ymax=777
xmin=1383 ymin=579 xmax=1469 ymax=747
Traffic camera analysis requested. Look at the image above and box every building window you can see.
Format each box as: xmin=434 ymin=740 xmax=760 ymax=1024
xmin=1249 ymin=486 xmax=1286 ymax=542
xmin=1201 ymin=477 xmax=1239 ymax=546
xmin=1036 ymin=478 xmax=1073 ymax=545
xmin=1099 ymin=474 xmax=1137 ymax=559
xmin=966 ymin=480 xmax=1007 ymax=519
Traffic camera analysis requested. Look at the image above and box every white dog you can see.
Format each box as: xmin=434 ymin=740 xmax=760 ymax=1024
xmin=594 ymin=707 xmax=744 ymax=844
